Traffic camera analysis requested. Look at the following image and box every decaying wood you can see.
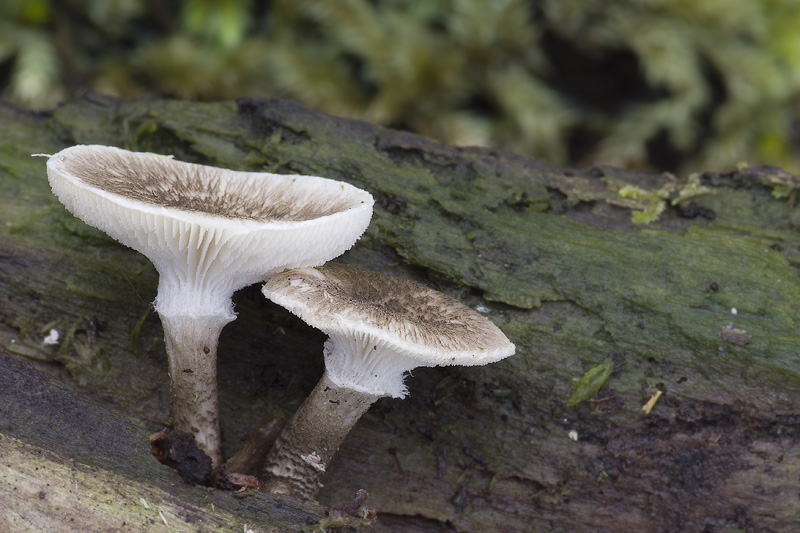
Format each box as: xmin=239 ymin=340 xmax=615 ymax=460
xmin=1 ymin=93 xmax=800 ymax=531
xmin=0 ymin=351 xmax=325 ymax=532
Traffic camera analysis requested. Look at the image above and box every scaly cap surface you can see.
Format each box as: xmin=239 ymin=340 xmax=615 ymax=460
xmin=263 ymin=263 xmax=515 ymax=397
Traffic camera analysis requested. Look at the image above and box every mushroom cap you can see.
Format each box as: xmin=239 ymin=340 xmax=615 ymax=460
xmin=262 ymin=263 xmax=515 ymax=396
xmin=46 ymin=145 xmax=374 ymax=317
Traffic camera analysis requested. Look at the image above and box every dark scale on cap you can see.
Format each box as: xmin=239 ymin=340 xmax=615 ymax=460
xmin=274 ymin=263 xmax=508 ymax=353
xmin=62 ymin=149 xmax=360 ymax=222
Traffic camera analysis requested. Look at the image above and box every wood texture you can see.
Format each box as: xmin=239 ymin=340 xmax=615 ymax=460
xmin=1 ymin=93 xmax=800 ymax=531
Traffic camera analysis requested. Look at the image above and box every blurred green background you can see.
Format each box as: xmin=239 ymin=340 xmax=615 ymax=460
xmin=4 ymin=0 xmax=800 ymax=174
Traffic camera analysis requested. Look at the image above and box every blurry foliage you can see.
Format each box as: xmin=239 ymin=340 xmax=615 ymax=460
xmin=3 ymin=0 xmax=800 ymax=173
xmin=0 ymin=0 xmax=63 ymax=108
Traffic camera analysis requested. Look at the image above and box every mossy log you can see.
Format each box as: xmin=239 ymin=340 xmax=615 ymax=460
xmin=1 ymin=93 xmax=800 ymax=532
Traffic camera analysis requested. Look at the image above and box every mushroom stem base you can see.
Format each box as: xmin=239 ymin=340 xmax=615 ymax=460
xmin=161 ymin=312 xmax=232 ymax=469
xmin=261 ymin=371 xmax=379 ymax=499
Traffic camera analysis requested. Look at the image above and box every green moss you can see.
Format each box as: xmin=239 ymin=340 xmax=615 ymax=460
xmin=4 ymin=95 xmax=800 ymax=530
xmin=617 ymin=174 xmax=712 ymax=224
xmin=65 ymin=269 xmax=131 ymax=302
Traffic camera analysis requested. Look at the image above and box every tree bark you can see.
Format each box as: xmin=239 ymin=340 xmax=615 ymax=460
xmin=2 ymin=93 xmax=800 ymax=531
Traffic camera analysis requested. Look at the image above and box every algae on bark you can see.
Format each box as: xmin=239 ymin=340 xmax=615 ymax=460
xmin=1 ymin=94 xmax=799 ymax=531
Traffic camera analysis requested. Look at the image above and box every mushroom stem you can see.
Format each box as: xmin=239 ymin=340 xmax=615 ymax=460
xmin=161 ymin=312 xmax=233 ymax=469
xmin=261 ymin=371 xmax=379 ymax=499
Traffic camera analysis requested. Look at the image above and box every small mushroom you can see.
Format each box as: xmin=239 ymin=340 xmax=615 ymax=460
xmin=260 ymin=263 xmax=515 ymax=498
xmin=46 ymin=145 xmax=373 ymax=467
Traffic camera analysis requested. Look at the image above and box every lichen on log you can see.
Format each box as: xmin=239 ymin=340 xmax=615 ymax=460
xmin=1 ymin=93 xmax=799 ymax=531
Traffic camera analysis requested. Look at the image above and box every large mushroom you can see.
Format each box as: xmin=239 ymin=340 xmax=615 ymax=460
xmin=260 ymin=263 xmax=515 ymax=498
xmin=45 ymin=145 xmax=373 ymax=467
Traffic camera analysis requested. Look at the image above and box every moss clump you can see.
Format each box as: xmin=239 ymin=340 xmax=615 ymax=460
xmin=618 ymin=173 xmax=712 ymax=224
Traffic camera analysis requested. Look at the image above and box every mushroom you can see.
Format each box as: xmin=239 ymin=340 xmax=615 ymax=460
xmin=45 ymin=145 xmax=374 ymax=467
xmin=259 ymin=263 xmax=515 ymax=498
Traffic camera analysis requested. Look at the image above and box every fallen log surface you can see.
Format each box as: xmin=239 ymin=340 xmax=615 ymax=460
xmin=0 ymin=351 xmax=326 ymax=532
xmin=1 ymin=93 xmax=799 ymax=532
